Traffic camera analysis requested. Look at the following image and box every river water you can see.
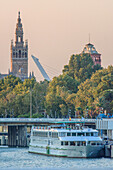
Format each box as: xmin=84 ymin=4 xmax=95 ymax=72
xmin=0 ymin=147 xmax=113 ymax=170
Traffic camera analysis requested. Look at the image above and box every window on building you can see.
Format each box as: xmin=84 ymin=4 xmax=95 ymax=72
xmin=25 ymin=52 xmax=27 ymax=58
xmin=22 ymin=52 xmax=24 ymax=58
xmin=19 ymin=50 xmax=21 ymax=58
xmin=18 ymin=37 xmax=21 ymax=42
xmin=103 ymin=130 xmax=107 ymax=136
xmin=13 ymin=52 xmax=15 ymax=57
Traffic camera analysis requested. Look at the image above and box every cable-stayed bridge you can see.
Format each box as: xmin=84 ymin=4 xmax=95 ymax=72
xmin=31 ymin=55 xmax=61 ymax=81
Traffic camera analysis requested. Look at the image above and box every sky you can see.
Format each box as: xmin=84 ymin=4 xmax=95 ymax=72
xmin=0 ymin=0 xmax=113 ymax=81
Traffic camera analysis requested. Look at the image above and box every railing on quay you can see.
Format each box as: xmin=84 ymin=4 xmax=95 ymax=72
xmin=0 ymin=118 xmax=96 ymax=124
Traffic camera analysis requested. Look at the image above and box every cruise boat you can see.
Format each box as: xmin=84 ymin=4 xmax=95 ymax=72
xmin=28 ymin=124 xmax=104 ymax=158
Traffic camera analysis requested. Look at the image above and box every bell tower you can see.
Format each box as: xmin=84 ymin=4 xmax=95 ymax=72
xmin=11 ymin=12 xmax=28 ymax=80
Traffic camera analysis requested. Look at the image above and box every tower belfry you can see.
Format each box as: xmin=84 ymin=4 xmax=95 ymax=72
xmin=10 ymin=12 xmax=28 ymax=80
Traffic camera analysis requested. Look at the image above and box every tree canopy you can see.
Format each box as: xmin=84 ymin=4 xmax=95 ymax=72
xmin=0 ymin=53 xmax=112 ymax=119
xmin=0 ymin=75 xmax=49 ymax=118
xmin=45 ymin=53 xmax=104 ymax=118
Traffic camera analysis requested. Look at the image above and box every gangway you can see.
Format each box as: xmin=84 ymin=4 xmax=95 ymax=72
xmin=31 ymin=55 xmax=51 ymax=81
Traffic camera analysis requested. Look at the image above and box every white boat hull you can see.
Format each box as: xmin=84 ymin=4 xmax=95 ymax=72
xmin=29 ymin=145 xmax=104 ymax=158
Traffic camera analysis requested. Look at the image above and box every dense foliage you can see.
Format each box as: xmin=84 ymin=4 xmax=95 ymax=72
xmin=45 ymin=54 xmax=112 ymax=118
xmin=0 ymin=53 xmax=113 ymax=118
xmin=0 ymin=75 xmax=49 ymax=118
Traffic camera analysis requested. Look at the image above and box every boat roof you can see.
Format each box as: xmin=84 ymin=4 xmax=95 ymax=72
xmin=59 ymin=136 xmax=102 ymax=142
xmin=33 ymin=128 xmax=98 ymax=133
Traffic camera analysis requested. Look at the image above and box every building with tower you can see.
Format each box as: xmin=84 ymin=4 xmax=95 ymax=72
xmin=82 ymin=43 xmax=101 ymax=66
xmin=0 ymin=12 xmax=35 ymax=81
xmin=10 ymin=12 xmax=28 ymax=80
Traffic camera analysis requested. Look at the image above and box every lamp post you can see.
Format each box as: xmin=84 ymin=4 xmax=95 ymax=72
xmin=75 ymin=110 xmax=76 ymax=119
xmin=55 ymin=111 xmax=56 ymax=119
xmin=68 ymin=108 xmax=71 ymax=119
xmin=30 ymin=89 xmax=32 ymax=118
xmin=86 ymin=108 xmax=88 ymax=119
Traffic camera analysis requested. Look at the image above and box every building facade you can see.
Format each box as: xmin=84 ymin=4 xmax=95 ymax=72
xmin=96 ymin=119 xmax=113 ymax=140
xmin=82 ymin=43 xmax=101 ymax=66
xmin=10 ymin=12 xmax=28 ymax=81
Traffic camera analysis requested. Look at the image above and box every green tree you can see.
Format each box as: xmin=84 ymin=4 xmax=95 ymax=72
xmin=67 ymin=53 xmax=94 ymax=82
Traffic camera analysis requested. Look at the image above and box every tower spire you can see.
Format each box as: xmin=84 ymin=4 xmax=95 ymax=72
xmin=18 ymin=11 xmax=20 ymax=18
xmin=18 ymin=11 xmax=21 ymax=23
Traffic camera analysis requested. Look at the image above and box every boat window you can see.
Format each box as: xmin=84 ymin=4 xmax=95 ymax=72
xmin=77 ymin=133 xmax=81 ymax=136
xmin=33 ymin=132 xmax=35 ymax=136
xmin=33 ymin=131 xmax=48 ymax=137
xmin=80 ymin=141 xmax=86 ymax=146
xmin=77 ymin=133 xmax=84 ymax=136
xmin=70 ymin=141 xmax=75 ymax=146
xmin=94 ymin=132 xmax=98 ymax=137
xmin=61 ymin=141 xmax=63 ymax=146
xmin=48 ymin=140 xmax=50 ymax=145
xmin=91 ymin=133 xmax=94 ymax=136
xmin=59 ymin=132 xmax=66 ymax=137
xmin=91 ymin=142 xmax=96 ymax=145
xmin=72 ymin=133 xmax=76 ymax=136
xmin=67 ymin=133 xmax=71 ymax=136
xmin=65 ymin=141 xmax=68 ymax=145
xmin=33 ymin=132 xmax=38 ymax=136
xmin=49 ymin=132 xmax=51 ymax=137
xmin=86 ymin=133 xmax=90 ymax=136
xmin=52 ymin=132 xmax=58 ymax=138
xmin=83 ymin=141 xmax=86 ymax=146
xmin=77 ymin=141 xmax=80 ymax=146
xmin=81 ymin=142 xmax=83 ymax=146
xmin=81 ymin=133 xmax=85 ymax=136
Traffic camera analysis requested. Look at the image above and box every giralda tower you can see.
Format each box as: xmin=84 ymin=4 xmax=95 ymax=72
xmin=10 ymin=12 xmax=28 ymax=80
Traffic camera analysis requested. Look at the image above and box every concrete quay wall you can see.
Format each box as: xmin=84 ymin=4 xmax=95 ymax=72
xmin=104 ymin=145 xmax=113 ymax=158
xmin=0 ymin=135 xmax=30 ymax=147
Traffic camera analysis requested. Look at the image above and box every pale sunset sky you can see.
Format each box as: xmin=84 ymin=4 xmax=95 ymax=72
xmin=0 ymin=0 xmax=113 ymax=81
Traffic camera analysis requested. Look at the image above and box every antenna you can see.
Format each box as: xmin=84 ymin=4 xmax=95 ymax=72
xmin=89 ymin=33 xmax=90 ymax=43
